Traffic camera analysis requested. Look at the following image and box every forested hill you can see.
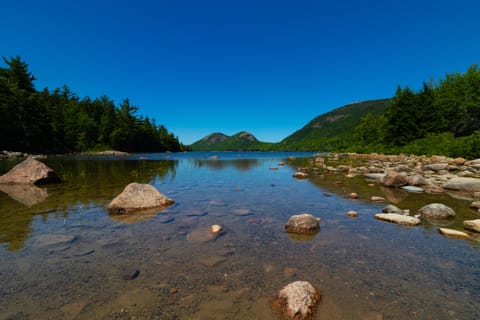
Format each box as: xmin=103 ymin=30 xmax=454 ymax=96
xmin=0 ymin=56 xmax=188 ymax=154
xmin=279 ymin=99 xmax=391 ymax=151
xmin=190 ymin=64 xmax=480 ymax=158
xmin=190 ymin=131 xmax=274 ymax=151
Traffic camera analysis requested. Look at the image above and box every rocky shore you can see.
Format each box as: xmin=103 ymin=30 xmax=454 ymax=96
xmin=308 ymin=153 xmax=480 ymax=199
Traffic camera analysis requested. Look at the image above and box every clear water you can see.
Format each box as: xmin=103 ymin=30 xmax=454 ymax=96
xmin=0 ymin=152 xmax=479 ymax=319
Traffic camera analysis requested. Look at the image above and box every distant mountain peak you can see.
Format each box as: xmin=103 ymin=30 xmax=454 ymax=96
xmin=190 ymin=131 xmax=267 ymax=151
xmin=236 ymin=131 xmax=257 ymax=141
xmin=201 ymin=132 xmax=229 ymax=145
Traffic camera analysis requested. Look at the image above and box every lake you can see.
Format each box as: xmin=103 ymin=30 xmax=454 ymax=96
xmin=0 ymin=152 xmax=479 ymax=319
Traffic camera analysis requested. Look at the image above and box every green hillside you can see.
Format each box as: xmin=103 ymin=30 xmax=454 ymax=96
xmin=190 ymin=131 xmax=274 ymax=151
xmin=278 ymin=99 xmax=391 ymax=151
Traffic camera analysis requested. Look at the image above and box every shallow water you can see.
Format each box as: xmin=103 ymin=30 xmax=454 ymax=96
xmin=0 ymin=152 xmax=479 ymax=319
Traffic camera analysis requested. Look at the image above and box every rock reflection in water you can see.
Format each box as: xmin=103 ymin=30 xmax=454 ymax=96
xmin=108 ymin=206 xmax=172 ymax=224
xmin=0 ymin=183 xmax=48 ymax=207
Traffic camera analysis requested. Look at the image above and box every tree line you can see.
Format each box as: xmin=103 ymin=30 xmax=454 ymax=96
xmin=0 ymin=56 xmax=188 ymax=154
xmin=354 ymin=64 xmax=480 ymax=158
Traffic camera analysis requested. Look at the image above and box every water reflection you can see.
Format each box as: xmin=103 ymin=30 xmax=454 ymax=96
xmin=0 ymin=184 xmax=48 ymax=207
xmin=193 ymin=158 xmax=260 ymax=171
xmin=0 ymin=159 xmax=177 ymax=250
xmin=108 ymin=205 xmax=173 ymax=224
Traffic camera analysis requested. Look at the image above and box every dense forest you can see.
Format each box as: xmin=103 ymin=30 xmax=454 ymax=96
xmin=0 ymin=56 xmax=188 ymax=154
xmin=353 ymin=64 xmax=480 ymax=158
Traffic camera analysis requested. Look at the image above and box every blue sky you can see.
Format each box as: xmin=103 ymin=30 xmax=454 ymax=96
xmin=2 ymin=0 xmax=479 ymax=144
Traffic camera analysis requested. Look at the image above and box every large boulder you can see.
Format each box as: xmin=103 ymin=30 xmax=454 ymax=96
xmin=273 ymin=281 xmax=321 ymax=320
xmin=108 ymin=183 xmax=174 ymax=213
xmin=406 ymin=174 xmax=427 ymax=186
xmin=285 ymin=214 xmax=320 ymax=234
xmin=0 ymin=158 xmax=60 ymax=185
xmin=418 ymin=203 xmax=455 ymax=219
xmin=380 ymin=171 xmax=408 ymax=187
xmin=443 ymin=177 xmax=480 ymax=193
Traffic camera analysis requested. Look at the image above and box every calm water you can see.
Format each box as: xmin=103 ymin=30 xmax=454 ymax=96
xmin=0 ymin=152 xmax=479 ymax=319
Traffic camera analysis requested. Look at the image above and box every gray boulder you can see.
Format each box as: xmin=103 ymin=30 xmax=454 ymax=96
xmin=285 ymin=214 xmax=320 ymax=234
xmin=273 ymin=281 xmax=320 ymax=320
xmin=443 ymin=177 xmax=480 ymax=192
xmin=418 ymin=203 xmax=456 ymax=219
xmin=108 ymin=183 xmax=174 ymax=213
xmin=382 ymin=204 xmax=404 ymax=214
xmin=0 ymin=158 xmax=60 ymax=185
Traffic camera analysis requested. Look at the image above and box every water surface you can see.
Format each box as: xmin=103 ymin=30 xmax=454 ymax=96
xmin=0 ymin=152 xmax=479 ymax=319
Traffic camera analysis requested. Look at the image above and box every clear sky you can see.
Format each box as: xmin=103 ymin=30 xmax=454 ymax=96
xmin=2 ymin=0 xmax=479 ymax=144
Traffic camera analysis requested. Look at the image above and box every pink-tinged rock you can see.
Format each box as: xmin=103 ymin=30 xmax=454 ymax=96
xmin=273 ymin=281 xmax=321 ymax=320
xmin=108 ymin=183 xmax=174 ymax=213
xmin=0 ymin=158 xmax=60 ymax=185
xmin=371 ymin=196 xmax=386 ymax=202
xmin=293 ymin=172 xmax=308 ymax=179
xmin=379 ymin=171 xmax=408 ymax=187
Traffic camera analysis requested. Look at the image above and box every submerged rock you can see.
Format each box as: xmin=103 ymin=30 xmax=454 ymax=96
xmin=273 ymin=281 xmax=321 ymax=320
xmin=0 ymin=158 xmax=61 ymax=185
xmin=285 ymin=214 xmax=320 ymax=234
xmin=375 ymin=213 xmax=421 ymax=226
xmin=418 ymin=203 xmax=455 ymax=219
xmin=108 ymin=183 xmax=174 ymax=213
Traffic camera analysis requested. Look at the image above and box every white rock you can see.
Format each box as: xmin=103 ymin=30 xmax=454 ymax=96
xmin=463 ymin=219 xmax=480 ymax=233
xmin=401 ymin=185 xmax=424 ymax=192
xmin=210 ymin=224 xmax=222 ymax=234
xmin=438 ymin=227 xmax=471 ymax=239
xmin=375 ymin=213 xmax=421 ymax=226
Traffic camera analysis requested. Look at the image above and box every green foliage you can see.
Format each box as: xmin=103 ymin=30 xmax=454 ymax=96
xmin=0 ymin=56 xmax=188 ymax=153
xmin=276 ymin=99 xmax=391 ymax=151
xmin=350 ymin=64 xmax=480 ymax=159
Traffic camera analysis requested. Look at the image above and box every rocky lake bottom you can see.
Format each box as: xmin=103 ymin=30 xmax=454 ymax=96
xmin=0 ymin=152 xmax=479 ymax=319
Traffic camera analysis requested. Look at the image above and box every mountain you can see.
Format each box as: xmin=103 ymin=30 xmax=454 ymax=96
xmin=278 ymin=99 xmax=391 ymax=151
xmin=190 ymin=131 xmax=274 ymax=151
xmin=190 ymin=99 xmax=390 ymax=151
